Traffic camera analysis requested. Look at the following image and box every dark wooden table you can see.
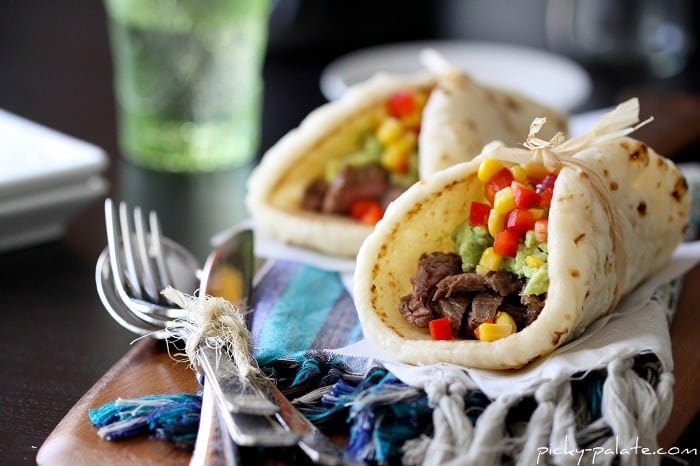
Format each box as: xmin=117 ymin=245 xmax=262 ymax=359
xmin=1 ymin=2 xmax=698 ymax=465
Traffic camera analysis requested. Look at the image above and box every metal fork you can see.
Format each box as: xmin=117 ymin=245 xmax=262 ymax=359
xmin=104 ymin=199 xmax=191 ymax=323
xmin=100 ymin=199 xmax=357 ymax=464
xmin=99 ymin=199 xmax=299 ymax=448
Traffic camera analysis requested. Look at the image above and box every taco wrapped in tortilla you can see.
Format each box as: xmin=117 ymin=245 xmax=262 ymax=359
xmin=246 ymin=70 xmax=567 ymax=258
xmin=353 ymin=99 xmax=690 ymax=369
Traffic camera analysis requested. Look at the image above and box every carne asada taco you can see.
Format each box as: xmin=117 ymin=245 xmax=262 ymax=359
xmin=246 ymin=69 xmax=567 ymax=258
xmin=353 ymin=99 xmax=690 ymax=369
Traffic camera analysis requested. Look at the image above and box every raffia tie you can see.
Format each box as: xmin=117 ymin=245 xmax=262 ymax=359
xmin=481 ymin=98 xmax=652 ymax=314
xmin=162 ymin=287 xmax=259 ymax=381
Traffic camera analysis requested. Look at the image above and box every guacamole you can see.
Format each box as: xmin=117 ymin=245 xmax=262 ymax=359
xmin=452 ymin=222 xmax=492 ymax=271
xmin=452 ymin=225 xmax=549 ymax=295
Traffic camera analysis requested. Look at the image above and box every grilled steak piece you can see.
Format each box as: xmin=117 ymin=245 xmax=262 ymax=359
xmin=321 ymin=164 xmax=390 ymax=214
xmin=433 ymin=271 xmax=523 ymax=299
xmin=400 ymin=252 xmax=546 ymax=338
xmin=466 ymin=292 xmax=502 ymax=336
xmin=520 ymin=294 xmax=546 ymax=326
xmin=485 ymin=271 xmax=525 ymax=296
xmin=412 ymin=252 xmax=463 ymax=294
xmin=399 ymin=252 xmax=463 ymax=327
xmin=302 ymin=178 xmax=329 ymax=212
xmin=398 ymin=295 xmax=433 ymax=327
xmin=435 ymin=294 xmax=472 ymax=333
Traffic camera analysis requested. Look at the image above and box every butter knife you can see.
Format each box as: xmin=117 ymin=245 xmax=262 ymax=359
xmin=191 ymin=228 xmax=297 ymax=466
xmin=258 ymin=376 xmax=360 ymax=466
xmin=196 ymin=227 xmax=356 ymax=465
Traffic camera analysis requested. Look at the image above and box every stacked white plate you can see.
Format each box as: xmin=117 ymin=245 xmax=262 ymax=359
xmin=0 ymin=109 xmax=108 ymax=252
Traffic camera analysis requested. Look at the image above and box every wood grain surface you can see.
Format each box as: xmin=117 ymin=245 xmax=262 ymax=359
xmin=36 ymin=339 xmax=198 ymax=466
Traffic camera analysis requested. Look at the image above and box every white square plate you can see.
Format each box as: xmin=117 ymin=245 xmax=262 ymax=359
xmin=0 ymin=109 xmax=108 ymax=200
xmin=0 ymin=109 xmax=109 ymax=252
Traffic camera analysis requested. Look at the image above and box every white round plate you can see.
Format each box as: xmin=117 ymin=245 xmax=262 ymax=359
xmin=320 ymin=40 xmax=592 ymax=112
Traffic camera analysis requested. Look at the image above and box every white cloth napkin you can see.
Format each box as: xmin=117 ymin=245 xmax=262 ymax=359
xmin=330 ymin=240 xmax=699 ymax=466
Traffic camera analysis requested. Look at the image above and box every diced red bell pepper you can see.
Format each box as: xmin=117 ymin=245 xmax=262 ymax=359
xmin=429 ymin=317 xmax=453 ymax=340
xmin=469 ymin=201 xmax=491 ymax=227
xmin=534 ymin=217 xmax=548 ymax=243
xmin=536 ymin=174 xmax=557 ymax=207
xmin=485 ymin=168 xmax=515 ymax=203
xmin=387 ymin=91 xmax=417 ymax=119
xmin=350 ymin=199 xmax=384 ymax=225
xmin=505 ymin=209 xmax=536 ymax=237
xmin=537 ymin=187 xmax=554 ymax=207
xmin=493 ymin=230 xmax=519 ymax=257
xmin=511 ymin=181 xmax=541 ymax=209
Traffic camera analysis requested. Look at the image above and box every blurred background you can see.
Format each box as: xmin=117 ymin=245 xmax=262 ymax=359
xmin=1 ymin=0 xmax=698 ymax=162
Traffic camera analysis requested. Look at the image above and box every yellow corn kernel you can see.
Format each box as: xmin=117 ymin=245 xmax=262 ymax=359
xmin=522 ymin=162 xmax=551 ymax=181
xmin=396 ymin=131 xmax=418 ymax=153
xmin=382 ymin=132 xmax=417 ymax=173
xmin=376 ymin=117 xmax=405 ymax=145
xmin=510 ymin=164 xmax=529 ymax=184
xmin=494 ymin=311 xmax=517 ymax=334
xmin=381 ymin=146 xmax=409 ymax=173
xmin=526 ymin=255 xmax=545 ymax=268
xmin=369 ymin=107 xmax=388 ymax=130
xmin=529 ymin=208 xmax=545 ymax=220
xmin=477 ymin=159 xmax=505 ymax=183
xmin=479 ymin=247 xmax=502 ymax=272
xmin=493 ymin=186 xmax=516 ymax=214
xmin=487 ymin=209 xmax=505 ymax=237
xmin=400 ymin=110 xmax=421 ymax=128
xmin=475 ymin=322 xmax=513 ymax=341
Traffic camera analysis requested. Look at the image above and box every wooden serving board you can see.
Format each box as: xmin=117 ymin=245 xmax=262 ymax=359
xmin=36 ymin=338 xmax=198 ymax=466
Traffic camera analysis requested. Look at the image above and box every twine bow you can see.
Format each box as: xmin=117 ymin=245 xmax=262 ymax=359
xmin=162 ymin=287 xmax=259 ymax=381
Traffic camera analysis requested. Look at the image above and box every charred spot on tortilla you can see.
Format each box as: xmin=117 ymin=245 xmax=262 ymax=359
xmin=504 ymin=96 xmax=522 ymax=112
xmin=570 ymin=269 xmax=580 ymax=278
xmin=629 ymin=143 xmax=649 ymax=165
xmin=637 ymin=201 xmax=647 ymax=217
xmin=672 ymin=176 xmax=688 ymax=202
xmin=610 ymin=181 xmax=619 ymax=191
xmin=605 ymin=256 xmax=614 ymax=274
xmin=574 ymin=233 xmax=586 ymax=245
xmin=551 ymin=328 xmax=568 ymax=346
xmin=554 ymin=116 xmax=567 ymax=128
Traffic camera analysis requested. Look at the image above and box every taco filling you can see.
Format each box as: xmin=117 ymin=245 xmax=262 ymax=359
xmin=399 ymin=158 xmax=558 ymax=342
xmin=301 ymin=89 xmax=429 ymax=225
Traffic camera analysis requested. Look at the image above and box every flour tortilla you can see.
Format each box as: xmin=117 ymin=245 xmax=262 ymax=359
xmin=353 ymin=136 xmax=690 ymax=369
xmin=419 ymin=70 xmax=568 ymax=176
xmin=247 ymin=70 xmax=567 ymax=258
xmin=246 ymin=72 xmax=436 ymax=258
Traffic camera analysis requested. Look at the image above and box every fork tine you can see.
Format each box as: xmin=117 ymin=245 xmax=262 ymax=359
xmin=148 ymin=210 xmax=175 ymax=295
xmin=105 ymin=199 xmax=129 ymax=297
xmin=117 ymin=201 xmax=143 ymax=300
xmin=133 ymin=206 xmax=160 ymax=303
